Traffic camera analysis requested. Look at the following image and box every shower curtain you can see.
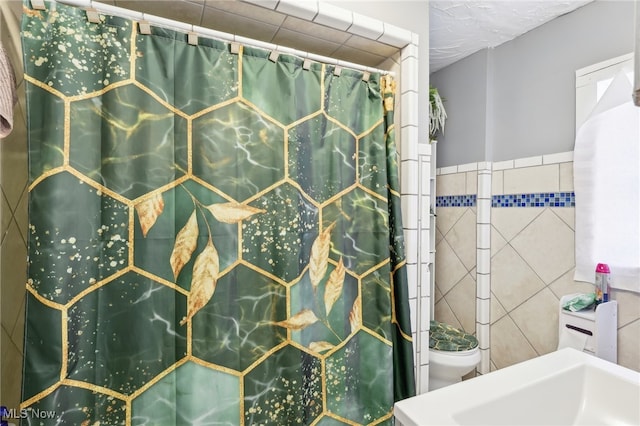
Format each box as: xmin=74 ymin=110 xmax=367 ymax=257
xmin=20 ymin=2 xmax=414 ymax=425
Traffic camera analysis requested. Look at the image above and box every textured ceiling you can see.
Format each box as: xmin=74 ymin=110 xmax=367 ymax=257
xmin=430 ymin=0 xmax=594 ymax=72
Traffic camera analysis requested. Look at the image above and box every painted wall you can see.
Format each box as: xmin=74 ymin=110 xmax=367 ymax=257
xmin=431 ymin=0 xmax=635 ymax=167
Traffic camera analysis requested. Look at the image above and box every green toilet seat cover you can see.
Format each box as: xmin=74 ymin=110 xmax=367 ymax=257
xmin=429 ymin=320 xmax=479 ymax=352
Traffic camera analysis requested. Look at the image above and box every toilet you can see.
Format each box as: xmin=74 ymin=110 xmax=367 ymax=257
xmin=428 ymin=320 xmax=481 ymax=391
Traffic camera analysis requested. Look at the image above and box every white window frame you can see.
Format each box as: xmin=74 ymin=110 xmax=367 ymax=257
xmin=575 ymin=53 xmax=634 ymax=132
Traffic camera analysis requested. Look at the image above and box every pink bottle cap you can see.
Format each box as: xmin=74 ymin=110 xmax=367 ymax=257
xmin=596 ymin=263 xmax=610 ymax=273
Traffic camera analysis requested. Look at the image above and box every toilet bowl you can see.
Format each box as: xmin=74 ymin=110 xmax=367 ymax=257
xmin=428 ymin=320 xmax=481 ymax=391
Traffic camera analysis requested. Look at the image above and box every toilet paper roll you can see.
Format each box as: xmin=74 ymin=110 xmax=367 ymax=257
xmin=557 ymin=327 xmax=588 ymax=351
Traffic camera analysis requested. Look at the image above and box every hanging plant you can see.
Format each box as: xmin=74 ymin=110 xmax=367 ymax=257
xmin=429 ymin=86 xmax=447 ymax=142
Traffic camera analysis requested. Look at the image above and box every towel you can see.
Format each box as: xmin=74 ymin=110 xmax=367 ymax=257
xmin=0 ymin=43 xmax=17 ymax=138
xmin=574 ymin=70 xmax=640 ymax=292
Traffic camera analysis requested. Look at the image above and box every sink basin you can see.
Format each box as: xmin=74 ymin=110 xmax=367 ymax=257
xmin=394 ymin=348 xmax=640 ymax=425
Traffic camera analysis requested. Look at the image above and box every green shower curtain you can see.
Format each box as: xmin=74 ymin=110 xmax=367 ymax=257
xmin=20 ymin=2 xmax=414 ymax=424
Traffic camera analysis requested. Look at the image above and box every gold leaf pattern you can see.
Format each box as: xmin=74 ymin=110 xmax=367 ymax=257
xmin=309 ymin=223 xmax=335 ymax=292
xmin=349 ymin=295 xmax=361 ymax=333
xmin=324 ymin=257 xmax=345 ymax=316
xmin=309 ymin=341 xmax=334 ymax=353
xmin=206 ymin=202 xmax=265 ymax=224
xmin=275 ymin=309 xmax=318 ymax=330
xmin=135 ymin=193 xmax=165 ymax=238
xmin=180 ymin=240 xmax=219 ymax=326
xmin=170 ymin=211 xmax=198 ymax=280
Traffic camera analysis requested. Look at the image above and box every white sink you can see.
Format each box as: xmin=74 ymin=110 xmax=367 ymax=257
xmin=395 ymin=348 xmax=640 ymax=425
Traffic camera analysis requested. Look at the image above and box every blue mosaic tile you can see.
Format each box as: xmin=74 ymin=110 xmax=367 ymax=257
xmin=436 ymin=195 xmax=477 ymax=207
xmin=492 ymin=192 xmax=575 ymax=208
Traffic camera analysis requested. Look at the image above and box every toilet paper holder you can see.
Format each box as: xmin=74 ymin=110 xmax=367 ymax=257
xmin=558 ymin=293 xmax=617 ymax=363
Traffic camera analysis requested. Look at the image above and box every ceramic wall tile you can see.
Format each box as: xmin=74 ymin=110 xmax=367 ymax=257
xmin=436 ymin=207 xmax=465 ymax=236
xmin=420 ymin=196 xmax=431 ymax=224
xmin=542 ymin=151 xmax=573 ymax=164
xmin=445 ymin=273 xmax=476 ymax=333
xmin=435 ymin=238 xmax=468 ymax=296
xmin=402 ymin=194 xmax=419 ymax=230
xmin=436 ymin=173 xmax=466 ymax=196
xmin=276 ymin=0 xmax=318 ymax=21
xmin=492 ymin=159 xmax=514 ymax=171
xmin=420 ymin=296 xmax=431 ymax=332
xmin=477 ymin=223 xmax=491 ymax=249
xmin=550 ymin=207 xmax=575 ymax=230
xmin=418 ymin=365 xmax=429 ymax=394
xmin=408 ymin=298 xmax=417 ymax=334
xmin=503 ymin=164 xmax=559 ymax=194
xmin=465 ymin=171 xmax=478 ymax=195
xmin=612 ymin=289 xmax=640 ymax=328
xmin=378 ymin=23 xmax=412 ymax=48
xmin=477 ymin=172 xmax=492 ymax=198
xmin=513 ymin=155 xmax=542 ymax=168
xmin=401 ymin=126 xmax=419 ymax=161
xmin=401 ymin=160 xmax=419 ymax=195
xmin=349 ymin=12 xmax=384 ymax=40
xmin=0 ymin=327 xmax=22 ymax=413
xmin=445 ymin=209 xmax=477 ymax=271
xmin=281 ymin=16 xmax=350 ymax=44
xmin=491 ymin=315 xmax=538 ymax=369
xmin=490 ymin=293 xmax=508 ymax=324
xmin=491 ymin=170 xmax=504 ymax=195
xmin=490 ymin=225 xmax=508 ymax=257
xmin=400 ymin=91 xmax=419 ymax=129
xmin=491 ymin=208 xmax=544 ymax=242
xmin=617 ymin=320 xmax=640 ymax=372
xmin=479 ymin=348 xmax=491 ymax=374
xmin=510 ymin=209 xmax=575 ymax=284
xmin=476 ymin=273 xmax=491 ymax=299
xmin=476 ymin=248 xmax=491 ymax=275
xmin=559 ymin=162 xmax=574 ymax=192
xmin=510 ymin=288 xmax=560 ymax=355
xmin=476 ymin=297 xmax=490 ymax=325
xmin=434 ymin=298 xmax=462 ymax=330
xmin=491 ymin=245 xmax=546 ymax=312
xmin=548 ymin=268 xmax=595 ymax=298
xmin=406 ymin=263 xmax=418 ymax=300
xmin=315 ymin=2 xmax=352 ymax=31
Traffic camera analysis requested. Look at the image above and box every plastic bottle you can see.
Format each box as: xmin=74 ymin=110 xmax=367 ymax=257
xmin=595 ymin=263 xmax=611 ymax=303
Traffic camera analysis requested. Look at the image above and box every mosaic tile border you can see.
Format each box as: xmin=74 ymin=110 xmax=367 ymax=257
xmin=492 ymin=192 xmax=575 ymax=208
xmin=436 ymin=195 xmax=477 ymax=207
xmin=436 ymin=192 xmax=576 ymax=208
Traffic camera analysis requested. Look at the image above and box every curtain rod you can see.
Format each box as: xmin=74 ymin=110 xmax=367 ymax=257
xmin=47 ymin=0 xmax=394 ymax=77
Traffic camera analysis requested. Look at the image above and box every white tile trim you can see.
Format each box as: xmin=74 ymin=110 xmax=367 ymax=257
xmin=513 ymin=155 xmax=543 ymax=168
xmin=543 ymin=151 xmax=574 ymax=164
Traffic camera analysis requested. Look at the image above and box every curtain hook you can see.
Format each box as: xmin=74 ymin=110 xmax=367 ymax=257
xmin=362 ymin=71 xmax=370 ymax=82
xmin=139 ymin=13 xmax=151 ymax=35
xmin=188 ymin=25 xmax=198 ymax=46
xmin=230 ymin=42 xmax=241 ymax=55
xmin=333 ymin=66 xmax=342 ymax=76
xmin=302 ymin=58 xmax=312 ymax=71
xmin=268 ymin=50 xmax=279 ymax=63
xmin=86 ymin=2 xmax=101 ymax=24
xmin=30 ymin=0 xmax=46 ymax=10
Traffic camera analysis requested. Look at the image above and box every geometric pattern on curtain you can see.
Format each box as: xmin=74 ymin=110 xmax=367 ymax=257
xmin=21 ymin=2 xmax=415 ymax=424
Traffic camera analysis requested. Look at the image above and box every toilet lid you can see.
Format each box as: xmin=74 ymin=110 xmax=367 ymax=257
xmin=429 ymin=320 xmax=479 ymax=351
